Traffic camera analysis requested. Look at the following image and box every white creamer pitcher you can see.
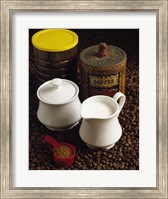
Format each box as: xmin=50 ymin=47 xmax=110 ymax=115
xmin=79 ymin=92 xmax=126 ymax=149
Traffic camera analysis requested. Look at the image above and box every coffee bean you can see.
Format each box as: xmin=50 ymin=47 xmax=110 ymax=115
xmin=108 ymin=154 xmax=112 ymax=158
xmin=132 ymin=150 xmax=137 ymax=156
xmin=109 ymin=162 xmax=113 ymax=167
xmin=120 ymin=162 xmax=125 ymax=169
xmin=118 ymin=157 xmax=122 ymax=162
xmin=96 ymin=165 xmax=101 ymax=170
xmin=127 ymin=139 xmax=132 ymax=145
xmin=113 ymin=163 xmax=118 ymax=168
xmin=87 ymin=154 xmax=92 ymax=158
xmin=119 ymin=152 xmax=123 ymax=157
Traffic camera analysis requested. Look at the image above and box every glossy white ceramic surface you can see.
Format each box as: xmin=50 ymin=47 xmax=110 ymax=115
xmin=37 ymin=78 xmax=81 ymax=130
xmin=79 ymin=92 xmax=125 ymax=149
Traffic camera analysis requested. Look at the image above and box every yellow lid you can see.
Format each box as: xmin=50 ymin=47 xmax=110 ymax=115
xmin=32 ymin=29 xmax=78 ymax=52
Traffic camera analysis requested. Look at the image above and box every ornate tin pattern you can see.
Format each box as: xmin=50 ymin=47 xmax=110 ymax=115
xmin=79 ymin=43 xmax=127 ymax=100
xmin=89 ymin=74 xmax=119 ymax=88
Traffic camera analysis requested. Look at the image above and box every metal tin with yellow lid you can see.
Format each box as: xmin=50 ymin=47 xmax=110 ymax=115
xmin=32 ymin=29 xmax=78 ymax=83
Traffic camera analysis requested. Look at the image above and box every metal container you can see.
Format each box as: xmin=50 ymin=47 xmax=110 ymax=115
xmin=32 ymin=29 xmax=78 ymax=84
xmin=79 ymin=42 xmax=127 ymax=100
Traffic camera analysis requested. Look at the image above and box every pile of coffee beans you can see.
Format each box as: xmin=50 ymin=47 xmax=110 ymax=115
xmin=29 ymin=29 xmax=139 ymax=170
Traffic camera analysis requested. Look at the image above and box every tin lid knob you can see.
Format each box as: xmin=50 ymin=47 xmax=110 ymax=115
xmin=97 ymin=42 xmax=109 ymax=58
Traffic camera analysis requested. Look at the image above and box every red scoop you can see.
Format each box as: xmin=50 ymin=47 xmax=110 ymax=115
xmin=43 ymin=135 xmax=76 ymax=167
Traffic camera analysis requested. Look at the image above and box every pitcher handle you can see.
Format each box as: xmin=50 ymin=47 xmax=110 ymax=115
xmin=113 ymin=92 xmax=126 ymax=115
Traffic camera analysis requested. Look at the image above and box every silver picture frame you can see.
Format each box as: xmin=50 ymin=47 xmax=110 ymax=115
xmin=0 ymin=0 xmax=167 ymax=198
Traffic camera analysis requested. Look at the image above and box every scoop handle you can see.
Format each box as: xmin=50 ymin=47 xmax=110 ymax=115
xmin=113 ymin=92 xmax=126 ymax=115
xmin=43 ymin=135 xmax=59 ymax=148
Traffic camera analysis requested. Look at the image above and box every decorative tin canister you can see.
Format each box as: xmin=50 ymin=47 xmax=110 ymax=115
xmin=32 ymin=29 xmax=78 ymax=84
xmin=79 ymin=43 xmax=127 ymax=100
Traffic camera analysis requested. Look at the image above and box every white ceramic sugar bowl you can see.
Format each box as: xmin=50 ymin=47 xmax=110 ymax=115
xmin=37 ymin=78 xmax=81 ymax=131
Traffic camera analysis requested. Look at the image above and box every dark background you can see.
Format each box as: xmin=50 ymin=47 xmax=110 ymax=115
xmin=29 ymin=29 xmax=139 ymax=62
xmin=29 ymin=29 xmax=139 ymax=170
